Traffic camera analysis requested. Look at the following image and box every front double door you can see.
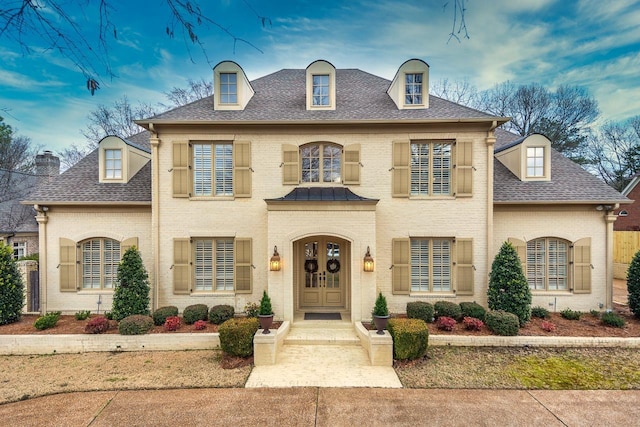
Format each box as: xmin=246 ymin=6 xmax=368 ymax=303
xmin=299 ymin=237 xmax=347 ymax=308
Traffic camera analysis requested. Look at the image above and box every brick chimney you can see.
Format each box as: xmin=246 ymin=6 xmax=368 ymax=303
xmin=35 ymin=151 xmax=60 ymax=184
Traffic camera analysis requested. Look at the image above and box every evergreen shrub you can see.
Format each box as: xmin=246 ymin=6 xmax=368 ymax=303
xmin=209 ymin=304 xmax=235 ymax=324
xmin=601 ymin=312 xmax=625 ymax=328
xmin=387 ymin=318 xmax=429 ymax=361
xmin=218 ymin=317 xmax=259 ymax=357
xmin=34 ymin=312 xmax=61 ymax=330
xmin=406 ymin=301 xmax=434 ymax=323
xmin=118 ymin=315 xmax=154 ymax=335
xmin=111 ymin=247 xmax=150 ymax=321
xmin=627 ymin=250 xmax=640 ymax=318
xmin=434 ymin=301 xmax=462 ymax=320
xmin=74 ymin=310 xmax=91 ymax=320
xmin=459 ymin=302 xmax=486 ymax=320
xmin=0 ymin=242 xmax=24 ymax=325
xmin=183 ymin=304 xmax=209 ymax=324
xmin=153 ymin=306 xmax=179 ymax=326
xmin=485 ymin=310 xmax=519 ymax=336
xmin=560 ymin=308 xmax=582 ymax=320
xmin=531 ymin=306 xmax=550 ymax=319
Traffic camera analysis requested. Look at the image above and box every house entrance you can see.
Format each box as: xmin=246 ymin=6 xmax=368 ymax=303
xmin=296 ymin=236 xmax=348 ymax=309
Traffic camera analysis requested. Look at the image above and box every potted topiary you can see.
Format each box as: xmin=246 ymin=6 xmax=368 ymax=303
xmin=372 ymin=292 xmax=390 ymax=335
xmin=258 ymin=290 xmax=274 ymax=334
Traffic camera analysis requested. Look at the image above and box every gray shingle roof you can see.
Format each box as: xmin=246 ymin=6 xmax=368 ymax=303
xmin=493 ymin=129 xmax=628 ymax=204
xmin=143 ymin=69 xmax=501 ymax=123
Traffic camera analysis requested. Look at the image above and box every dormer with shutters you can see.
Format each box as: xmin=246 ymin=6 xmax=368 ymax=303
xmin=387 ymin=59 xmax=429 ymax=110
xmin=98 ymin=136 xmax=150 ymax=184
xmin=213 ymin=61 xmax=255 ymax=111
xmin=306 ymin=60 xmax=337 ymax=111
xmin=494 ymin=133 xmax=551 ymax=182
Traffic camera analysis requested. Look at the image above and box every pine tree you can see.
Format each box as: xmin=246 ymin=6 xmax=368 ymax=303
xmin=627 ymin=250 xmax=640 ymax=318
xmin=0 ymin=242 xmax=24 ymax=325
xmin=111 ymin=246 xmax=150 ymax=321
xmin=487 ymin=241 xmax=532 ymax=326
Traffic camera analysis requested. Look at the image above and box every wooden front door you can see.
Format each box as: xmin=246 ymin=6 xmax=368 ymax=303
xmin=299 ymin=237 xmax=346 ymax=308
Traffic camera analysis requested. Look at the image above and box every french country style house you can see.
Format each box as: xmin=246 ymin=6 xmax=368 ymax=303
xmin=24 ymin=59 xmax=629 ymax=320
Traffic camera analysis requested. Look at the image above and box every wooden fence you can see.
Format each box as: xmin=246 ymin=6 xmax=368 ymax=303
xmin=614 ymin=231 xmax=640 ymax=264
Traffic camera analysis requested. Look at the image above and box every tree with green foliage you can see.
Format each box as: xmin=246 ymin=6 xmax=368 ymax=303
xmin=488 ymin=241 xmax=532 ymax=326
xmin=111 ymin=246 xmax=150 ymax=322
xmin=627 ymin=250 xmax=640 ymax=318
xmin=0 ymin=241 xmax=24 ymax=325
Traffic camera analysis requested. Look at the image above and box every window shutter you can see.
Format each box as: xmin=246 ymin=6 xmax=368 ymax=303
xmin=392 ymin=238 xmax=410 ymax=295
xmin=508 ymin=238 xmax=527 ymax=274
xmin=234 ymin=238 xmax=252 ymax=294
xmin=572 ymin=237 xmax=591 ymax=294
xmin=282 ymin=144 xmax=299 ymax=185
xmin=172 ymin=141 xmax=190 ymax=198
xmin=455 ymin=238 xmax=474 ymax=295
xmin=233 ymin=140 xmax=251 ymax=197
xmin=455 ymin=140 xmax=473 ymax=197
xmin=59 ymin=238 xmax=78 ymax=292
xmin=173 ymin=238 xmax=191 ymax=294
xmin=343 ymin=144 xmax=361 ymax=185
xmin=120 ymin=237 xmax=138 ymax=255
xmin=392 ymin=140 xmax=410 ymax=197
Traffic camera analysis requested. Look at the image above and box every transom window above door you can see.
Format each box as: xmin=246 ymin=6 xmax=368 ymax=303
xmin=301 ymin=143 xmax=342 ymax=183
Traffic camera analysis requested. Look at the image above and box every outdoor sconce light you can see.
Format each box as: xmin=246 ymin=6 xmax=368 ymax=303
xmin=270 ymin=246 xmax=281 ymax=271
xmin=363 ymin=246 xmax=374 ymax=272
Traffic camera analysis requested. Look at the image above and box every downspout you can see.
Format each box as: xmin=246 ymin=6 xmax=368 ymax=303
xmin=604 ymin=204 xmax=619 ymax=310
xmin=34 ymin=205 xmax=49 ymax=314
xmin=485 ymin=121 xmax=498 ymax=302
xmin=149 ymin=124 xmax=161 ymax=312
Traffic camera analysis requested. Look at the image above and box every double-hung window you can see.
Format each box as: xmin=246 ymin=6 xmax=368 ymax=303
xmin=405 ymin=73 xmax=423 ymax=105
xmin=104 ymin=149 xmax=122 ymax=179
xmin=312 ymin=75 xmax=330 ymax=106
xmin=301 ymin=143 xmax=342 ymax=183
xmin=410 ymin=141 xmax=452 ymax=196
xmin=81 ymin=238 xmax=120 ymax=289
xmin=527 ymin=147 xmax=544 ymax=177
xmin=193 ymin=143 xmax=233 ymax=196
xmin=410 ymin=239 xmax=452 ymax=292
xmin=194 ymin=238 xmax=234 ymax=292
xmin=527 ymin=238 xmax=568 ymax=291
xmin=12 ymin=242 xmax=26 ymax=260
xmin=220 ymin=73 xmax=237 ymax=104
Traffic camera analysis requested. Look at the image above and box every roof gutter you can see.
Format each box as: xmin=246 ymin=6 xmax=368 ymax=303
xmin=21 ymin=201 xmax=152 ymax=206
xmin=493 ymin=200 xmax=630 ymax=205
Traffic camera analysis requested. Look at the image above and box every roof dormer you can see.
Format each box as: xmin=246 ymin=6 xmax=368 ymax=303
xmin=213 ymin=61 xmax=254 ymax=111
xmin=98 ymin=136 xmax=151 ymax=184
xmin=494 ymin=134 xmax=552 ymax=182
xmin=387 ymin=59 xmax=429 ymax=110
xmin=306 ymin=60 xmax=336 ymax=111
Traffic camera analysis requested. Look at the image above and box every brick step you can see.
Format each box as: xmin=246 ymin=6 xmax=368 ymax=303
xmin=284 ymin=326 xmax=361 ymax=346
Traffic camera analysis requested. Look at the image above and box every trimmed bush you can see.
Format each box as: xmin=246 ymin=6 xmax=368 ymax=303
xmin=488 ymin=241 xmax=532 ymax=326
xmin=164 ymin=316 xmax=181 ymax=331
xmin=485 ymin=310 xmax=520 ymax=336
xmin=218 ymin=317 xmax=259 ymax=357
xmin=209 ymin=304 xmax=235 ymax=324
xmin=434 ymin=301 xmax=462 ymax=320
xmin=531 ymin=306 xmax=550 ymax=319
xmin=111 ymin=247 xmax=151 ymax=321
xmin=560 ymin=308 xmax=582 ymax=320
xmin=153 ymin=306 xmax=179 ymax=326
xmin=436 ymin=316 xmax=456 ymax=331
xmin=0 ymin=242 xmax=24 ymax=325
xmin=34 ymin=312 xmax=61 ymax=330
xmin=118 ymin=315 xmax=154 ymax=335
xmin=459 ymin=302 xmax=486 ymax=320
xmin=193 ymin=320 xmax=207 ymax=330
xmin=183 ymin=304 xmax=209 ymax=324
xmin=74 ymin=310 xmax=91 ymax=321
xmin=406 ymin=301 xmax=434 ymax=323
xmin=601 ymin=311 xmax=625 ymax=328
xmin=85 ymin=316 xmax=110 ymax=334
xmin=628 ymin=250 xmax=640 ymax=318
xmin=388 ymin=318 xmax=429 ymax=361
xmin=372 ymin=292 xmax=389 ymax=317
xmin=462 ymin=316 xmax=484 ymax=331
xmin=540 ymin=320 xmax=556 ymax=332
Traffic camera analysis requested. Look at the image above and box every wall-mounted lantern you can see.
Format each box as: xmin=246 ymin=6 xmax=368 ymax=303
xmin=363 ymin=246 xmax=374 ymax=272
xmin=270 ymin=246 xmax=281 ymax=271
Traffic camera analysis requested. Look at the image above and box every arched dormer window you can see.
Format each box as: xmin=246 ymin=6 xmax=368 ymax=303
xmin=306 ymin=60 xmax=336 ymax=110
xmin=301 ymin=142 xmax=342 ymax=183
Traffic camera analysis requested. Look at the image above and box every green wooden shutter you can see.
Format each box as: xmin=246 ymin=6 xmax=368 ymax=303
xmin=173 ymin=141 xmax=190 ymax=198
xmin=59 ymin=238 xmax=78 ymax=292
xmin=173 ymin=238 xmax=191 ymax=295
xmin=234 ymin=238 xmax=252 ymax=294
xmin=282 ymin=144 xmax=299 ymax=185
xmin=508 ymin=238 xmax=527 ymax=274
xmin=120 ymin=237 xmax=138 ymax=255
xmin=392 ymin=238 xmax=410 ymax=295
xmin=572 ymin=237 xmax=591 ymax=294
xmin=343 ymin=144 xmax=361 ymax=185
xmin=392 ymin=140 xmax=410 ymax=197
xmin=455 ymin=238 xmax=474 ymax=296
xmin=233 ymin=140 xmax=251 ymax=197
xmin=455 ymin=140 xmax=473 ymax=197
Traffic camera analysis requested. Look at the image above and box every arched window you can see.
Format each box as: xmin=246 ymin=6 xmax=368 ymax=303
xmin=300 ymin=143 xmax=342 ymax=183
xmin=526 ymin=238 xmax=569 ymax=291
xmin=81 ymin=238 xmax=121 ymax=289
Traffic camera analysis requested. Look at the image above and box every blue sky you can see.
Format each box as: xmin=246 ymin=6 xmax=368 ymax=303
xmin=1 ymin=0 xmax=639 ymax=154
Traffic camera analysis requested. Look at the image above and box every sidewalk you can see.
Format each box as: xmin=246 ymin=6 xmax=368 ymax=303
xmin=1 ymin=388 xmax=639 ymax=426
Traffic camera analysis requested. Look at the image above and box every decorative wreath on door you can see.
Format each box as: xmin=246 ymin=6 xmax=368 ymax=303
xmin=304 ymin=259 xmax=318 ymax=274
xmin=326 ymin=259 xmax=341 ymax=274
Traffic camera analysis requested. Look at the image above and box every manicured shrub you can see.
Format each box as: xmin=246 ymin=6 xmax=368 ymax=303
xmin=406 ymin=301 xmax=434 ymax=323
xmin=85 ymin=316 xmax=110 ymax=334
xmin=34 ymin=311 xmax=61 ymax=330
xmin=531 ymin=306 xmax=550 ymax=319
xmin=372 ymin=292 xmax=389 ymax=317
xmin=485 ymin=310 xmax=520 ymax=336
xmin=164 ymin=316 xmax=181 ymax=331
xmin=434 ymin=301 xmax=462 ymax=320
xmin=601 ymin=311 xmax=625 ymax=328
xmin=259 ymin=291 xmax=274 ymax=316
xmin=218 ymin=317 xmax=259 ymax=357
xmin=462 ymin=316 xmax=484 ymax=331
xmin=118 ymin=314 xmax=154 ymax=335
xmin=540 ymin=320 xmax=556 ymax=332
xmin=193 ymin=320 xmax=207 ymax=330
xmin=183 ymin=304 xmax=209 ymax=324
xmin=74 ymin=310 xmax=92 ymax=321
xmin=488 ymin=241 xmax=532 ymax=326
xmin=560 ymin=308 xmax=582 ymax=320
xmin=111 ymin=247 xmax=151 ymax=321
xmin=436 ymin=316 xmax=457 ymax=331
xmin=387 ymin=318 xmax=429 ymax=361
xmin=459 ymin=302 xmax=486 ymax=320
xmin=244 ymin=302 xmax=259 ymax=318
xmin=627 ymin=250 xmax=640 ymax=318
xmin=153 ymin=306 xmax=179 ymax=326
xmin=0 ymin=242 xmax=24 ymax=325
xmin=209 ymin=304 xmax=235 ymax=325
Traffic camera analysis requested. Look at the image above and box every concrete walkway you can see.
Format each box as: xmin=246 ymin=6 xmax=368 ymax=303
xmin=2 ymin=388 xmax=639 ymax=426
